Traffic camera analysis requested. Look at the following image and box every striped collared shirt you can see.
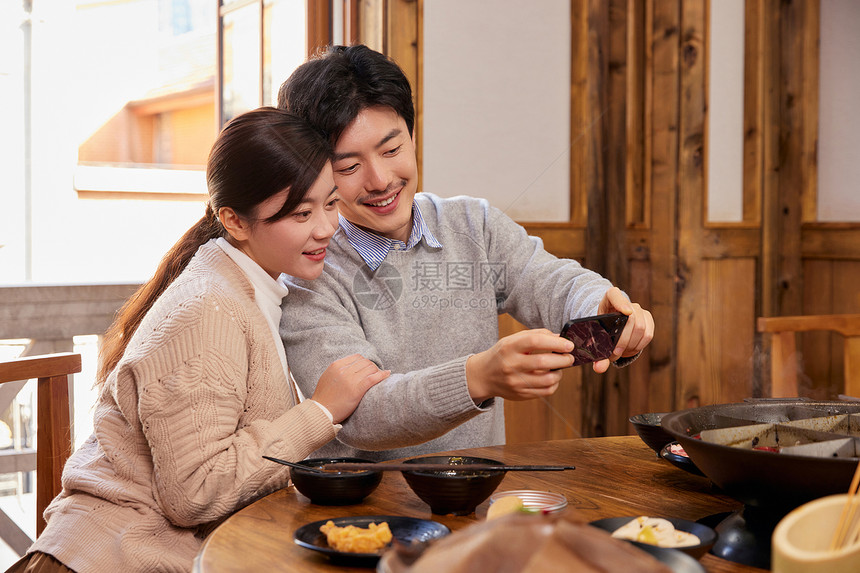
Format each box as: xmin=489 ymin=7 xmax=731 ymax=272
xmin=338 ymin=201 xmax=443 ymax=270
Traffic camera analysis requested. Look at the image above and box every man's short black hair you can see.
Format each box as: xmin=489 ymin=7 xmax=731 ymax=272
xmin=277 ymin=44 xmax=415 ymax=146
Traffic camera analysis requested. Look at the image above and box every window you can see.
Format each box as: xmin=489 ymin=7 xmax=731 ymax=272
xmin=0 ymin=1 xmax=312 ymax=284
xmin=75 ymin=0 xmax=218 ymax=189
xmin=218 ymin=0 xmax=308 ymax=126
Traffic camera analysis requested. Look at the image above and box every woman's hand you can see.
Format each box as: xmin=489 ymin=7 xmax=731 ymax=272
xmin=311 ymin=354 xmax=390 ymax=423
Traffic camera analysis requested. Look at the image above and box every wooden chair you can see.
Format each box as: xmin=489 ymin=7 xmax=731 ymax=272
xmin=757 ymin=314 xmax=860 ymax=399
xmin=0 ymin=353 xmax=80 ymax=539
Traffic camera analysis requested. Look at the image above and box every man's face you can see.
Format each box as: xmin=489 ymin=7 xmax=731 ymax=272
xmin=331 ymin=106 xmax=418 ymax=243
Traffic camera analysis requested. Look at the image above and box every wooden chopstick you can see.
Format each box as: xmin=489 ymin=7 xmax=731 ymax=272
xmin=322 ymin=462 xmax=575 ymax=472
xmin=850 ymin=510 xmax=860 ymax=546
xmin=830 ymin=460 xmax=860 ymax=550
xmin=847 ymin=467 xmax=860 ymax=547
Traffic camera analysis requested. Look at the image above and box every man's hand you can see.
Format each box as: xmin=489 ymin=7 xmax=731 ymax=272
xmin=465 ymin=329 xmax=575 ymax=402
xmin=592 ymin=287 xmax=655 ymax=373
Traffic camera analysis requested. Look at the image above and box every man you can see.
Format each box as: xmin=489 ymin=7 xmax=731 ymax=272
xmin=277 ymin=45 xmax=654 ymax=461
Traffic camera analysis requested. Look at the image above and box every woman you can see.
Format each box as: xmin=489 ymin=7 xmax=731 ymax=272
xmin=8 ymin=108 xmax=388 ymax=572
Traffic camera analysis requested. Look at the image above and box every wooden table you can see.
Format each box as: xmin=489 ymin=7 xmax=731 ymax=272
xmin=194 ymin=436 xmax=768 ymax=572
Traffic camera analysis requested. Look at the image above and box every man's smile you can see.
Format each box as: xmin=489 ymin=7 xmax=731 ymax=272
xmin=365 ymin=193 xmax=398 ymax=207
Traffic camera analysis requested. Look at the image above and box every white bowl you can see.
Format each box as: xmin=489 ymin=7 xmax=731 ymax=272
xmin=772 ymin=493 xmax=860 ymax=573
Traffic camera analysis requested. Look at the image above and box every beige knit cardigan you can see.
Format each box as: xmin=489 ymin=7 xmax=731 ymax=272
xmin=29 ymin=241 xmax=336 ymax=572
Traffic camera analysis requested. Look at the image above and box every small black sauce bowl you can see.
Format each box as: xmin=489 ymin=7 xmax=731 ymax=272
xmin=629 ymin=412 xmax=674 ymax=455
xmin=660 ymin=442 xmax=705 ymax=477
xmin=400 ymin=455 xmax=507 ymax=516
xmin=289 ymin=457 xmax=383 ymax=505
xmin=589 ymin=516 xmax=717 ymax=560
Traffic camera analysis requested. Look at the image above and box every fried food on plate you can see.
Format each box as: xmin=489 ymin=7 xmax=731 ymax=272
xmin=320 ymin=520 xmax=393 ymax=553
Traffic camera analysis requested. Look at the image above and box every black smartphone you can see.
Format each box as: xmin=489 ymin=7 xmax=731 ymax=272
xmin=560 ymin=312 xmax=629 ymax=365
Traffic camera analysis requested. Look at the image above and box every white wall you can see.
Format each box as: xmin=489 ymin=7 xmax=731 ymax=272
xmin=707 ymin=0 xmax=745 ymax=222
xmin=818 ymin=0 xmax=860 ymax=222
xmin=422 ymin=0 xmax=571 ymax=222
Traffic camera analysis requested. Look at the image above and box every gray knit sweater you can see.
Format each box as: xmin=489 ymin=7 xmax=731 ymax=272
xmin=280 ymin=193 xmax=613 ymax=461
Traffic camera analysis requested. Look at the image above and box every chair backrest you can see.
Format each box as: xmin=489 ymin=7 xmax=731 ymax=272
xmin=757 ymin=314 xmax=860 ymax=398
xmin=0 ymin=353 xmax=80 ymax=538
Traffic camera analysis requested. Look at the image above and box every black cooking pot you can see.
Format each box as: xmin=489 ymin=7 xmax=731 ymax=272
xmin=661 ymin=399 xmax=860 ymax=509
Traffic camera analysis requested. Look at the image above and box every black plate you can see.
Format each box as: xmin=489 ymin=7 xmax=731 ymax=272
xmin=294 ymin=515 xmax=450 ymax=566
xmin=589 ymin=516 xmax=717 ymax=560
xmin=661 ymin=442 xmax=705 ymax=477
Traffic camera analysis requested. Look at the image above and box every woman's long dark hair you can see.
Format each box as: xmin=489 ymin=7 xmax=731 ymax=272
xmin=96 ymin=107 xmax=330 ymax=385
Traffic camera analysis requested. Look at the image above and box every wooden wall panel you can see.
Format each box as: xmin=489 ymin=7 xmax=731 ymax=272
xmin=759 ymin=0 xmax=781 ymax=319
xmin=830 ymin=262 xmax=860 ymax=397
xmin=386 ymin=0 xmax=419 ymax=100
xmin=801 ymin=259 xmax=836 ymax=398
xmin=570 ymin=0 xmax=592 ymax=227
xmin=306 ymin=0 xmax=331 ymax=56
xmin=774 ymin=0 xmax=806 ymax=315
xmin=601 ymin=0 xmax=632 ymax=436
xmin=384 ymin=0 xmax=421 ymax=190
xmin=546 ymin=367 xmax=584 ymax=440
xmin=626 ymin=0 xmax=648 ymax=228
xmin=627 ymin=259 xmax=654 ymax=421
xmin=647 ymin=0 xmax=680 ymax=415
xmin=706 ymin=258 xmax=757 ymax=403
xmin=357 ymin=0 xmax=384 ymax=52
xmin=676 ymin=0 xmax=708 ymax=409
xmin=677 ymin=259 xmax=758 ymax=407
xmin=742 ymin=0 xmax=764 ymax=223
xmin=800 ymin=0 xmax=820 ymax=224
xmin=579 ymin=0 xmax=609 ymax=438
xmin=804 ymin=227 xmax=860 ymax=260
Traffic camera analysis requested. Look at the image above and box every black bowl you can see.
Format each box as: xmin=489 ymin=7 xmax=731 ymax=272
xmin=290 ymin=457 xmax=383 ymax=505
xmin=590 ymin=516 xmax=717 ymax=560
xmin=401 ymin=455 xmax=507 ymax=515
xmin=660 ymin=442 xmax=705 ymax=477
xmin=629 ymin=412 xmax=673 ymax=454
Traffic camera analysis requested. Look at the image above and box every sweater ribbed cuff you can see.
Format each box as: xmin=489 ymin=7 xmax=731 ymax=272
xmin=270 ymin=400 xmax=338 ymax=459
xmin=612 ymin=351 xmax=641 ymax=369
xmin=424 ymin=356 xmax=493 ymax=424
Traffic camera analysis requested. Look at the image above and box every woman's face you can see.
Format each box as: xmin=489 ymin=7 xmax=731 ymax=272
xmin=238 ymin=162 xmax=339 ymax=280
